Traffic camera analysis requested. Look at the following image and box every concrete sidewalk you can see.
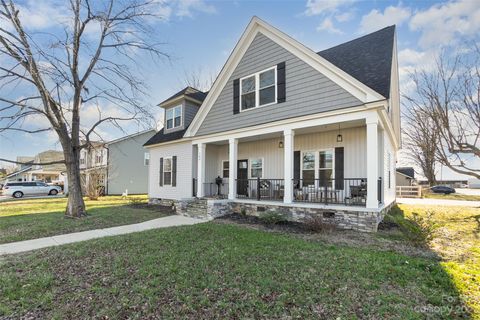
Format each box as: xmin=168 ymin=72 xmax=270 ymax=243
xmin=0 ymin=215 xmax=208 ymax=255
xmin=398 ymin=198 xmax=480 ymax=207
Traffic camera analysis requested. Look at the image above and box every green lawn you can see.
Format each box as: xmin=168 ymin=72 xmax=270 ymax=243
xmin=0 ymin=222 xmax=467 ymax=319
xmin=423 ymin=192 xmax=480 ymax=201
xmin=0 ymin=196 xmax=172 ymax=244
xmin=390 ymin=204 xmax=480 ymax=318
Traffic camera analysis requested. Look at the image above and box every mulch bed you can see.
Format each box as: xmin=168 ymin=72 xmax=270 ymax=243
xmin=128 ymin=203 xmax=175 ymax=214
xmin=216 ymin=213 xmax=313 ymax=234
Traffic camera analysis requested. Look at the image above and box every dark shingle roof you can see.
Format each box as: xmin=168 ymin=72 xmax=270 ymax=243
xmin=159 ymin=87 xmax=207 ymax=106
xmin=144 ymin=127 xmax=189 ymax=146
xmin=397 ymin=167 xmax=415 ymax=179
xmin=317 ymin=25 xmax=395 ymax=99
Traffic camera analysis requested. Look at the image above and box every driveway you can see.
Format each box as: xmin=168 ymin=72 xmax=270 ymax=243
xmin=398 ymin=197 xmax=480 ymax=207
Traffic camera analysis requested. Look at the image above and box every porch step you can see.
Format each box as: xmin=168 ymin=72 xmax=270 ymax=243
xmin=181 ymin=199 xmax=208 ymax=218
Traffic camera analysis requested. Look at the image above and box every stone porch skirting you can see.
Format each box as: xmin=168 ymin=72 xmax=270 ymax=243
xmin=149 ymin=198 xmax=395 ymax=233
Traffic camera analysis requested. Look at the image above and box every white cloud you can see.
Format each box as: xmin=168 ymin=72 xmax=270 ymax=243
xmin=305 ymin=0 xmax=354 ymax=16
xmin=335 ymin=11 xmax=354 ymax=22
xmin=176 ymin=0 xmax=216 ymax=17
xmin=409 ymin=0 xmax=480 ymax=49
xmin=16 ymin=0 xmax=68 ymax=30
xmin=317 ymin=17 xmax=343 ymax=34
xmin=360 ymin=5 xmax=411 ymax=34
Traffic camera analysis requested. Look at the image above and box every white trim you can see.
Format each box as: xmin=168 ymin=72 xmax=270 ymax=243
xmin=249 ymin=157 xmax=264 ymax=179
xmin=163 ymin=156 xmax=173 ymax=186
xmin=239 ymin=65 xmax=277 ymax=112
xmin=165 ymin=105 xmax=183 ymax=130
xmin=192 ymin=108 xmax=380 ymax=145
xmin=185 ymin=16 xmax=384 ymax=137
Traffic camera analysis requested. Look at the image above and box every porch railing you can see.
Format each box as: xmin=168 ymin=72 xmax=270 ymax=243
xmin=236 ymin=178 xmax=284 ymax=201
xmin=203 ymin=179 xmax=229 ymax=199
xmin=293 ymin=178 xmax=367 ymax=206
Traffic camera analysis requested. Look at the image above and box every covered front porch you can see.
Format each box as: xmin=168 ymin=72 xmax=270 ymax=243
xmin=193 ymin=110 xmax=387 ymax=210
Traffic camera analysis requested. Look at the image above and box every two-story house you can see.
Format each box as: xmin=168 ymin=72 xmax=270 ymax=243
xmin=79 ymin=142 xmax=108 ymax=194
xmin=5 ymin=152 xmax=66 ymax=185
xmin=144 ymin=17 xmax=400 ymax=232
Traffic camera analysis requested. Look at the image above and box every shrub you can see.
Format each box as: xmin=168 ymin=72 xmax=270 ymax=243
xmin=304 ymin=215 xmax=336 ymax=233
xmin=129 ymin=197 xmax=145 ymax=206
xmin=259 ymin=211 xmax=288 ymax=225
xmin=384 ymin=206 xmax=437 ymax=245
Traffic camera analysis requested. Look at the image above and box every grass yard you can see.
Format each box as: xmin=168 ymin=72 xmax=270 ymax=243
xmin=423 ymin=192 xmax=480 ymax=202
xmin=388 ymin=204 xmax=480 ymax=318
xmin=0 ymin=222 xmax=468 ymax=319
xmin=0 ymin=196 xmax=173 ymax=244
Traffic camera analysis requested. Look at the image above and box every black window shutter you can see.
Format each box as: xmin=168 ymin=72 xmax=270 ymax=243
xmin=293 ymin=150 xmax=300 ymax=188
xmin=233 ymin=79 xmax=240 ymax=114
xmin=277 ymin=62 xmax=286 ymax=103
xmin=172 ymin=156 xmax=177 ymax=187
xmin=335 ymin=147 xmax=344 ymax=190
xmin=159 ymin=158 xmax=164 ymax=186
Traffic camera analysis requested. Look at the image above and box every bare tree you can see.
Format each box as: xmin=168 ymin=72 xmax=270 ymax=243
xmin=0 ymin=0 xmax=167 ymax=217
xmin=180 ymin=66 xmax=216 ymax=92
xmin=403 ymin=43 xmax=480 ymax=179
xmin=402 ymin=107 xmax=438 ymax=185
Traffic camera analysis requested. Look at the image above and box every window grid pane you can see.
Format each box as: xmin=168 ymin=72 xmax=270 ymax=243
xmin=259 ymin=69 xmax=275 ymax=88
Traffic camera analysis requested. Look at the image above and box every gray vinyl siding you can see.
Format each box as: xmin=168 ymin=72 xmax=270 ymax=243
xmin=185 ymin=101 xmax=200 ymax=126
xmin=196 ymin=32 xmax=362 ymax=136
xmin=107 ymin=130 xmax=156 ymax=195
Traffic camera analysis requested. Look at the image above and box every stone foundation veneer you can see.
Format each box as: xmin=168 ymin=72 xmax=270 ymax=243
xmin=149 ymin=197 xmax=395 ymax=233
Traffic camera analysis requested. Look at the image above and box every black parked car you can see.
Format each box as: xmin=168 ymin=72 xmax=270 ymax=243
xmin=430 ymin=185 xmax=456 ymax=194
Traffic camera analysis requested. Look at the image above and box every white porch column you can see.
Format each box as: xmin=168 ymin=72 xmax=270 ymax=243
xmin=228 ymin=138 xmax=238 ymax=200
xmin=366 ymin=115 xmax=379 ymax=209
xmin=197 ymin=143 xmax=206 ymax=197
xmin=283 ymin=129 xmax=294 ymax=204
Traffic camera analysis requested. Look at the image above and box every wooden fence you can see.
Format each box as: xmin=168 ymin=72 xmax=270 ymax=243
xmin=396 ymin=186 xmax=422 ymax=198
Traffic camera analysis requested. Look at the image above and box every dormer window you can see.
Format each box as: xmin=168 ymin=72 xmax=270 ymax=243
xmin=240 ymin=66 xmax=277 ymax=111
xmin=166 ymin=105 xmax=182 ymax=130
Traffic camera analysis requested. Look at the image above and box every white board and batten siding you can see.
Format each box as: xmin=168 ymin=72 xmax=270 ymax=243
xmin=205 ymin=127 xmax=367 ymax=182
xmin=148 ymin=141 xmax=193 ymax=200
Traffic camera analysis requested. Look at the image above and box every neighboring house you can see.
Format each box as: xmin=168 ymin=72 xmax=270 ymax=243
xmin=5 ymin=151 xmax=66 ymax=184
xmin=106 ymin=129 xmax=156 ymax=195
xmin=79 ymin=142 xmax=108 ymax=193
xmin=468 ymin=179 xmax=480 ymax=189
xmin=144 ymin=17 xmax=401 ymax=232
xmin=396 ymin=167 xmax=415 ymax=186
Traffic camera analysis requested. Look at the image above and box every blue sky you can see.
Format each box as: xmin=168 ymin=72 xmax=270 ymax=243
xmin=1 ymin=0 xmax=479 ymax=179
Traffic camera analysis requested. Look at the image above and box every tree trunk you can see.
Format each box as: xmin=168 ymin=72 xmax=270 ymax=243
xmin=64 ymin=146 xmax=87 ymax=218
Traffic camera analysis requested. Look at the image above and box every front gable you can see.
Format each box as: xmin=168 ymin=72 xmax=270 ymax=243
xmin=194 ymin=32 xmax=363 ymax=136
xmin=186 ymin=17 xmax=384 ymax=137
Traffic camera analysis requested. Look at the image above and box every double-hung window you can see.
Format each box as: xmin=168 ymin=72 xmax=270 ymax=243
xmin=163 ymin=157 xmax=172 ymax=185
xmin=166 ymin=105 xmax=182 ymax=130
xmin=250 ymin=158 xmax=263 ymax=178
xmin=240 ymin=66 xmax=276 ymax=111
xmin=222 ymin=161 xmax=229 ymax=178
xmin=302 ymin=152 xmax=315 ymax=186
xmin=318 ymin=150 xmax=334 ymax=187
xmin=144 ymin=152 xmax=150 ymax=166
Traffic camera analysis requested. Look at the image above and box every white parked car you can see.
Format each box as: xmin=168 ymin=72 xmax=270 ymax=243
xmin=2 ymin=181 xmax=62 ymax=198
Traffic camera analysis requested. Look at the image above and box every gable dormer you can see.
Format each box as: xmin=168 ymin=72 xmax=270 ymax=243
xmin=160 ymin=87 xmax=207 ymax=134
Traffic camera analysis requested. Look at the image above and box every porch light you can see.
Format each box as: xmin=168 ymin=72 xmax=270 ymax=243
xmin=278 ymin=141 xmax=284 ymax=148
xmin=336 ymin=124 xmax=343 ymax=142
